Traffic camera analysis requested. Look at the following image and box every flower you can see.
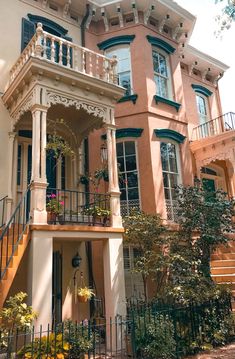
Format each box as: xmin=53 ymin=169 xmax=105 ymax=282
xmin=46 ymin=194 xmax=64 ymax=215
xmin=77 ymin=287 xmax=95 ymax=300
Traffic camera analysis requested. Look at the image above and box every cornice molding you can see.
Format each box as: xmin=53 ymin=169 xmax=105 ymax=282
xmin=146 ymin=35 xmax=175 ymax=54
xmin=191 ymin=84 xmax=213 ymax=97
xmin=154 ymin=129 xmax=186 ymax=144
xmin=97 ymin=35 xmax=136 ymax=51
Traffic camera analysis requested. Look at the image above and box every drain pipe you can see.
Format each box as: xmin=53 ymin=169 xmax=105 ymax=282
xmin=81 ymin=2 xmax=97 ymax=317
xmin=81 ymin=3 xmax=90 ymax=47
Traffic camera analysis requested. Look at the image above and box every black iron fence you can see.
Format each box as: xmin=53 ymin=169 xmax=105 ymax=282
xmin=47 ymin=188 xmax=110 ymax=226
xmin=0 ymin=296 xmax=234 ymax=359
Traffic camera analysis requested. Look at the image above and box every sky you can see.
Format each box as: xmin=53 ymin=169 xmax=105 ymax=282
xmin=176 ymin=0 xmax=235 ymax=114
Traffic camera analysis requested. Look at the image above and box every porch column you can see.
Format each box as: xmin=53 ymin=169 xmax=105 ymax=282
xmin=106 ymin=117 xmax=122 ymax=227
xmin=103 ymin=234 xmax=126 ymax=349
xmin=30 ymin=105 xmax=48 ymax=224
xmin=28 ymin=230 xmax=53 ymax=329
xmin=6 ymin=132 xmax=17 ymax=222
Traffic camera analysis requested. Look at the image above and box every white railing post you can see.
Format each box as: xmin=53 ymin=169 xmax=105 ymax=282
xmin=35 ymin=23 xmax=43 ymax=58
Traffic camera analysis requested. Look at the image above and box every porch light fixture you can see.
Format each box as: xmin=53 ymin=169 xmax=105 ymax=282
xmin=72 ymin=252 xmax=82 ymax=268
xmin=100 ymin=142 xmax=108 ymax=163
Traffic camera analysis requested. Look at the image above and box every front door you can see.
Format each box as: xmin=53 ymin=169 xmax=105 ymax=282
xmin=52 ymin=251 xmax=62 ymax=325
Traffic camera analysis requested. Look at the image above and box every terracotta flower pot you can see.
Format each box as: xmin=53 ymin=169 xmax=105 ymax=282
xmin=77 ymin=295 xmax=88 ymax=303
xmin=47 ymin=211 xmax=57 ymax=224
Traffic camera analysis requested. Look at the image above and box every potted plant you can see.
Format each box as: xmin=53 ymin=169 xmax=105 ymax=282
xmin=46 ymin=194 xmax=64 ymax=224
xmin=82 ymin=206 xmax=110 ymax=226
xmin=77 ymin=287 xmax=95 ymax=303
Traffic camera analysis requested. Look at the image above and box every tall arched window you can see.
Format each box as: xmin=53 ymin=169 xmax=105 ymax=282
xmin=160 ymin=141 xmax=181 ymax=221
xmin=116 ymin=140 xmax=140 ymax=215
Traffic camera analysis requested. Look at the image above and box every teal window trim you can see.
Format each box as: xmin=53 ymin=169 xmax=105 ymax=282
xmin=146 ymin=35 xmax=175 ymax=54
xmin=191 ymin=84 xmax=212 ymax=97
xmin=97 ymin=35 xmax=135 ymax=51
xmin=118 ymin=94 xmax=138 ymax=104
xmin=154 ymin=95 xmax=181 ymax=112
xmin=101 ymin=128 xmax=143 ymax=140
xmin=28 ymin=14 xmax=68 ymax=36
xmin=154 ymin=129 xmax=186 ymax=144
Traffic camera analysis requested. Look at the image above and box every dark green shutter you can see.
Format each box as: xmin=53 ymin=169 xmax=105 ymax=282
xmin=21 ymin=18 xmax=35 ymax=51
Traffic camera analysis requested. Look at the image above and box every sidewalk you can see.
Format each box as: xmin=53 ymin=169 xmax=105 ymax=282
xmin=185 ymin=343 xmax=235 ymax=359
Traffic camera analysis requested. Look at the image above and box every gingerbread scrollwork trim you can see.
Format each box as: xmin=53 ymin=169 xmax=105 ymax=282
xmin=11 ymin=92 xmax=34 ymax=125
xmin=46 ymin=92 xmax=106 ymax=120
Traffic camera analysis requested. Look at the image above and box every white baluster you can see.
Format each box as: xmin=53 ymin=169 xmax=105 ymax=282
xmin=51 ymin=37 xmax=55 ymax=62
xmin=89 ymin=52 xmax=92 ymax=76
xmin=95 ymin=55 xmax=99 ymax=78
xmin=67 ymin=43 xmax=71 ymax=68
xmin=74 ymin=46 xmax=78 ymax=71
xmin=43 ymin=34 xmax=47 ymax=59
xmin=82 ymin=49 xmax=86 ymax=73
xmin=59 ymin=40 xmax=63 ymax=65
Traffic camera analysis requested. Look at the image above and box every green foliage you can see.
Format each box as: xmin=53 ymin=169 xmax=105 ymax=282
xmin=134 ymin=314 xmax=176 ymax=359
xmin=175 ymin=183 xmax=234 ymax=280
xmin=46 ymin=194 xmax=64 ymax=214
xmin=0 ymin=292 xmax=37 ymax=332
xmin=83 ymin=205 xmax=110 ymax=218
xmin=0 ymin=292 xmax=37 ymax=350
xmin=17 ymin=333 xmax=70 ymax=359
xmin=123 ymin=210 xmax=167 ymax=299
xmin=215 ymin=0 xmax=235 ymax=35
xmin=46 ymin=134 xmax=75 ymax=160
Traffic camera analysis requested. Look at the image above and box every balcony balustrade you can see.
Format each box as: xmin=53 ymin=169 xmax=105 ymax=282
xmin=9 ymin=23 xmax=117 ymax=86
xmin=191 ymin=112 xmax=235 ymax=141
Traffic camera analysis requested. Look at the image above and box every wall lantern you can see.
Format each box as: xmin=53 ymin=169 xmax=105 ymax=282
xmin=72 ymin=252 xmax=82 ymax=268
xmin=100 ymin=142 xmax=108 ymax=163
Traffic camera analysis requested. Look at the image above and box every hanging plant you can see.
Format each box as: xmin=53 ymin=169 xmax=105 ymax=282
xmin=46 ymin=133 xmax=75 ymax=160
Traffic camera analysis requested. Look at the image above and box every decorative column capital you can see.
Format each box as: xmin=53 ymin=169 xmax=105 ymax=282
xmin=31 ymin=104 xmax=49 ymax=115
xmin=8 ymin=131 xmax=17 ymax=140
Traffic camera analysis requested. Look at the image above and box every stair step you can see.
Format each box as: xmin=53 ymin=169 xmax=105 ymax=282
xmin=212 ymin=274 xmax=235 ymax=282
xmin=211 ymin=267 xmax=235 ymax=275
xmin=211 ymin=260 xmax=235 ymax=267
xmin=211 ymin=253 xmax=235 ymax=260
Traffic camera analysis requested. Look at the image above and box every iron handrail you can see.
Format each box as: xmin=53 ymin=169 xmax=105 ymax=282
xmin=0 ymin=187 xmax=30 ymax=280
xmin=0 ymin=195 xmax=7 ymax=228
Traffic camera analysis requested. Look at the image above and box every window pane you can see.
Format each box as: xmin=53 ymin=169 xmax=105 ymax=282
xmin=168 ymin=143 xmax=178 ymax=173
xmin=156 ymin=76 xmax=168 ymax=98
xmin=127 ymin=172 xmax=138 ymax=188
xmin=117 ymin=157 xmax=125 ymax=172
xmin=125 ymin=141 xmax=135 ymax=155
xmin=128 ymin=188 xmax=139 ymax=200
xmin=163 ymin=172 xmax=169 ymax=188
xmin=126 ymin=155 xmax=137 ymax=171
xmin=118 ymin=58 xmax=130 ymax=72
xmin=153 ymin=51 xmax=160 ymax=73
xmin=119 ymin=73 xmax=131 ymax=95
xmin=120 ymin=189 xmax=127 ymax=200
xmin=159 ymin=54 xmax=167 ymax=76
xmin=160 ymin=143 xmax=169 ymax=171
xmin=117 ymin=142 xmax=123 ymax=156
xmin=164 ymin=188 xmax=170 ymax=199
xmin=169 ymin=173 xmax=178 ymax=188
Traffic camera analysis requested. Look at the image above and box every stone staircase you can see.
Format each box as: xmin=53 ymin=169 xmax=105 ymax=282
xmin=211 ymin=238 xmax=235 ymax=309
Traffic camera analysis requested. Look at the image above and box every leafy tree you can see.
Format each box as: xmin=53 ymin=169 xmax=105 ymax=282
xmin=215 ymin=0 xmax=235 ymax=35
xmin=175 ymin=182 xmax=234 ymax=280
xmin=123 ymin=211 xmax=167 ymax=300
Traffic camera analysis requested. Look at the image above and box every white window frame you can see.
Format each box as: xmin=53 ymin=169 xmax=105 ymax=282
xmin=105 ymin=45 xmax=133 ymax=96
xmin=152 ymin=47 xmax=173 ymax=100
xmin=196 ymin=94 xmax=210 ymax=138
xmin=116 ymin=139 xmax=141 ymax=216
xmin=160 ymin=140 xmax=182 ymax=222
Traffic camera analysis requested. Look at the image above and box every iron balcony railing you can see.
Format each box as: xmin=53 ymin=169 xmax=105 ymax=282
xmin=9 ymin=23 xmax=118 ymax=87
xmin=191 ymin=112 xmax=235 ymax=141
xmin=0 ymin=195 xmax=7 ymax=228
xmin=47 ymin=188 xmax=110 ymax=226
xmin=0 ymin=187 xmax=30 ymax=280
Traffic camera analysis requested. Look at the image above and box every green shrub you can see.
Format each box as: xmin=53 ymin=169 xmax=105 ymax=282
xmin=134 ymin=314 xmax=176 ymax=359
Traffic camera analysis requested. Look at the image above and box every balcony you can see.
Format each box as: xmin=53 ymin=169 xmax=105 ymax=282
xmin=191 ymin=112 xmax=235 ymax=141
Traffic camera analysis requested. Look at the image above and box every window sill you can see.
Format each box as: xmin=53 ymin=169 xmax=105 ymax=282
xmin=118 ymin=94 xmax=138 ymax=104
xmin=154 ymin=95 xmax=181 ymax=112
